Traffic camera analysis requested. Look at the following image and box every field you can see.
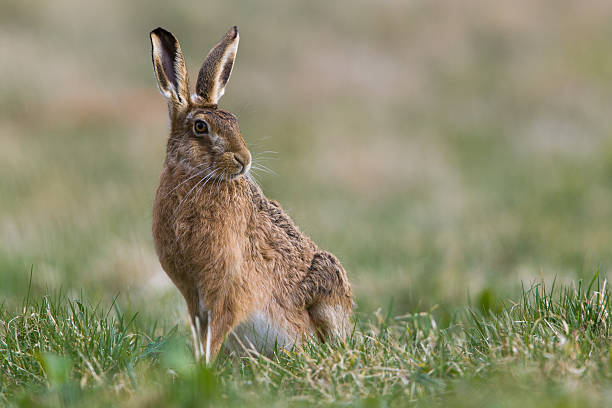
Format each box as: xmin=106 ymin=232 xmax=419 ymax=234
xmin=2 ymin=0 xmax=612 ymax=406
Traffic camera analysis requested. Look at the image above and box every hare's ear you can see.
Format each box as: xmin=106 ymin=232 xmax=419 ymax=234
xmin=150 ymin=27 xmax=189 ymax=108
xmin=196 ymin=26 xmax=239 ymax=104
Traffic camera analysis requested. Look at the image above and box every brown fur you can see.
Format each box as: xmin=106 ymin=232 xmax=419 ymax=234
xmin=150 ymin=26 xmax=353 ymax=361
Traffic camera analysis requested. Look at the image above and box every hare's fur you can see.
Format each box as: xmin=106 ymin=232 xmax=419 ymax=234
xmin=150 ymin=26 xmax=353 ymax=362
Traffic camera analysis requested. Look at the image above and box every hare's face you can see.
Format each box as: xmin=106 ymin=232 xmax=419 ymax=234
xmin=151 ymin=26 xmax=248 ymax=181
xmin=171 ymin=104 xmax=251 ymax=180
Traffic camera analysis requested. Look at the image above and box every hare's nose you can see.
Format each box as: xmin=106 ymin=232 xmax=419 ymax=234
xmin=233 ymin=153 xmax=245 ymax=167
xmin=233 ymin=152 xmax=251 ymax=174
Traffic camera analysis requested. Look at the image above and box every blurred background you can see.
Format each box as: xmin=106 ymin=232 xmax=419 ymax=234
xmin=1 ymin=0 xmax=612 ymax=322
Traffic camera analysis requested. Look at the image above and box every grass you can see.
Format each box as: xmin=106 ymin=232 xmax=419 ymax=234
xmin=2 ymin=274 xmax=611 ymax=406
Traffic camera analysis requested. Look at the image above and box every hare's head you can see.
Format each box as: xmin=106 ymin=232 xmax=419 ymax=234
xmin=150 ymin=26 xmax=251 ymax=180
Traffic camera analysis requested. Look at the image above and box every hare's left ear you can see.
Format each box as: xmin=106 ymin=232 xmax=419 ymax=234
xmin=150 ymin=27 xmax=189 ymax=108
xmin=196 ymin=26 xmax=239 ymax=104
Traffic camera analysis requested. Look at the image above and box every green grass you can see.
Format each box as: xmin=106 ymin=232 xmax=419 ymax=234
xmin=2 ymin=275 xmax=611 ymax=407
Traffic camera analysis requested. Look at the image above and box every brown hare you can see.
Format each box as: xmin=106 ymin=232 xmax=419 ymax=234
xmin=149 ymin=26 xmax=353 ymax=363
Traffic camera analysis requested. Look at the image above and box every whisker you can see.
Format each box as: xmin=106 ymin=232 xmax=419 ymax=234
xmin=216 ymin=171 xmax=225 ymax=194
xmin=193 ymin=169 xmax=219 ymax=201
xmin=252 ymin=156 xmax=278 ymax=163
xmin=247 ymin=172 xmax=262 ymax=190
xmin=174 ymin=168 xmax=217 ymax=216
xmin=251 ymin=164 xmax=273 ymax=171
xmin=200 ymin=169 xmax=219 ymax=194
xmin=253 ymin=152 xmax=278 ymax=158
xmin=257 ymin=164 xmax=277 ymax=175
xmin=163 ymin=165 xmax=214 ymax=199
xmin=249 ymin=169 xmax=270 ymax=181
xmin=251 ymin=164 xmax=277 ymax=176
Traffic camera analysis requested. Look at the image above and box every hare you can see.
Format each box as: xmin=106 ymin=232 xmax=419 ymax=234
xmin=150 ymin=26 xmax=353 ymax=363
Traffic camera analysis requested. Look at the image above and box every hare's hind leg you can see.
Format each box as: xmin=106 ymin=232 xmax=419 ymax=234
xmin=300 ymin=251 xmax=353 ymax=340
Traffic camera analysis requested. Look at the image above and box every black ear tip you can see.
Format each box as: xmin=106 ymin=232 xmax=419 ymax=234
xmin=230 ymin=25 xmax=239 ymax=38
xmin=151 ymin=27 xmax=172 ymax=38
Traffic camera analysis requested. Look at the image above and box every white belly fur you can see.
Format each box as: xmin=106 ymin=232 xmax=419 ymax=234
xmin=227 ymin=311 xmax=293 ymax=355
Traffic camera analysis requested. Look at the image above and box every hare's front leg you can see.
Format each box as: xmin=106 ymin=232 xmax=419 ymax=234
xmin=192 ymin=311 xmax=211 ymax=363
xmin=182 ymin=288 xmax=208 ymax=362
xmin=299 ymin=251 xmax=353 ymax=340
xmin=203 ymin=307 xmax=237 ymax=362
xmin=184 ymin=289 xmax=237 ymax=363
xmin=192 ymin=297 xmax=237 ymax=363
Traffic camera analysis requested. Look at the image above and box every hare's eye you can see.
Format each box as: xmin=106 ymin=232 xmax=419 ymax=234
xmin=193 ymin=120 xmax=209 ymax=136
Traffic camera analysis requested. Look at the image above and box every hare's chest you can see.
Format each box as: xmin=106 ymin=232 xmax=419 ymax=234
xmin=227 ymin=311 xmax=293 ymax=355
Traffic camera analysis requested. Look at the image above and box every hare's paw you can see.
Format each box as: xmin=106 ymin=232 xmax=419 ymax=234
xmin=308 ymin=303 xmax=351 ymax=340
xmin=300 ymin=251 xmax=353 ymax=340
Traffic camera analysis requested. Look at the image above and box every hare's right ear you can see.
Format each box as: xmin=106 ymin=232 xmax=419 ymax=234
xmin=150 ymin=28 xmax=189 ymax=108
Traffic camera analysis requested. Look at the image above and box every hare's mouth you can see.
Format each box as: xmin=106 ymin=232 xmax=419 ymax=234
xmin=227 ymin=162 xmax=251 ymax=180
xmin=228 ymin=170 xmax=246 ymax=180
